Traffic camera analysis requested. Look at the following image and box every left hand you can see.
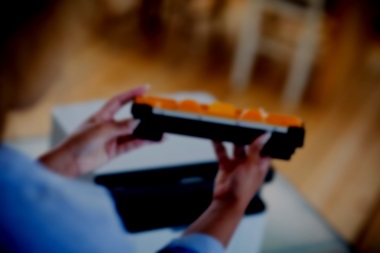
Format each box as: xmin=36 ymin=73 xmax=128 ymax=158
xmin=212 ymin=133 xmax=272 ymax=211
xmin=39 ymin=86 xmax=153 ymax=178
xmin=184 ymin=134 xmax=272 ymax=247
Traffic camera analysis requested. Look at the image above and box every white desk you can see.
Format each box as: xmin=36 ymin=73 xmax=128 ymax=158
xmin=51 ymin=92 xmax=348 ymax=253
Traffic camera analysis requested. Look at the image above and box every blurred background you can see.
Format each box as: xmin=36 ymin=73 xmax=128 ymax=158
xmin=3 ymin=0 xmax=380 ymax=251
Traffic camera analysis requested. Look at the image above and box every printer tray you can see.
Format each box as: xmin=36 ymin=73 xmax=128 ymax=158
xmin=95 ymin=162 xmax=266 ymax=233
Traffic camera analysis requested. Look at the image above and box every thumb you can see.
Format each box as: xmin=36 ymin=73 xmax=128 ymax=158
xmin=247 ymin=132 xmax=272 ymax=167
xmin=247 ymin=132 xmax=272 ymax=161
xmin=246 ymin=133 xmax=272 ymax=176
xmin=258 ymin=156 xmax=272 ymax=174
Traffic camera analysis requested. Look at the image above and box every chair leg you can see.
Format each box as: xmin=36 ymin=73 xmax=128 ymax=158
xmin=230 ymin=0 xmax=265 ymax=90
xmin=282 ymin=2 xmax=324 ymax=109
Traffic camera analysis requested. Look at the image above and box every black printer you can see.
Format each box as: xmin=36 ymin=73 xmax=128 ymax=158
xmin=95 ymin=162 xmax=274 ymax=233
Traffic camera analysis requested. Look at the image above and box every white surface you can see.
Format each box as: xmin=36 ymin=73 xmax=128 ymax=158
xmin=262 ymin=176 xmax=348 ymax=253
xmin=50 ymin=92 xmax=349 ymax=253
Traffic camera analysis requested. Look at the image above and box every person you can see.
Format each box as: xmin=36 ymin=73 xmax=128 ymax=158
xmin=0 ymin=1 xmax=272 ymax=252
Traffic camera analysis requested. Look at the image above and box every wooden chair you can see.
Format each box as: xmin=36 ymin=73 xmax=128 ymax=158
xmin=230 ymin=0 xmax=325 ymax=108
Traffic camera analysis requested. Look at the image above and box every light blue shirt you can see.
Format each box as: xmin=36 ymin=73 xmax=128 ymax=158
xmin=0 ymin=145 xmax=224 ymax=253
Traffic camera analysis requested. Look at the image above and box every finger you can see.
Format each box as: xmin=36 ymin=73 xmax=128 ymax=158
xmin=116 ymin=133 xmax=160 ymax=153
xmin=247 ymin=132 xmax=272 ymax=160
xmin=233 ymin=145 xmax=246 ymax=161
xmin=116 ymin=138 xmax=148 ymax=155
xmin=259 ymin=157 xmax=272 ymax=173
xmin=117 ymin=134 xmax=162 ymax=146
xmin=94 ymin=85 xmax=149 ymax=121
xmin=251 ymin=156 xmax=272 ymax=186
xmin=212 ymin=142 xmax=230 ymax=165
xmin=116 ymin=134 xmax=135 ymax=145
xmin=106 ymin=137 xmax=149 ymax=158
xmin=97 ymin=119 xmax=139 ymax=140
xmin=114 ymin=119 xmax=140 ymax=134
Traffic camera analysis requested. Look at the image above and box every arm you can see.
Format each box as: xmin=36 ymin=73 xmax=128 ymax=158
xmin=183 ymin=199 xmax=245 ymax=248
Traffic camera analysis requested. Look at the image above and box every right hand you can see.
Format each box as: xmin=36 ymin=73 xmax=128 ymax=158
xmin=39 ymin=86 xmax=154 ymax=178
xmin=212 ymin=133 xmax=272 ymax=211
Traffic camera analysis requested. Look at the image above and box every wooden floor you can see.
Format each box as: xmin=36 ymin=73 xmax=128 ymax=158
xmin=4 ymin=7 xmax=380 ymax=247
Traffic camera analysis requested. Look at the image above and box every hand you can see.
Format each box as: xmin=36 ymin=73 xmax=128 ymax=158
xmin=212 ymin=133 xmax=272 ymax=211
xmin=184 ymin=133 xmax=272 ymax=247
xmin=39 ymin=86 xmax=153 ymax=178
